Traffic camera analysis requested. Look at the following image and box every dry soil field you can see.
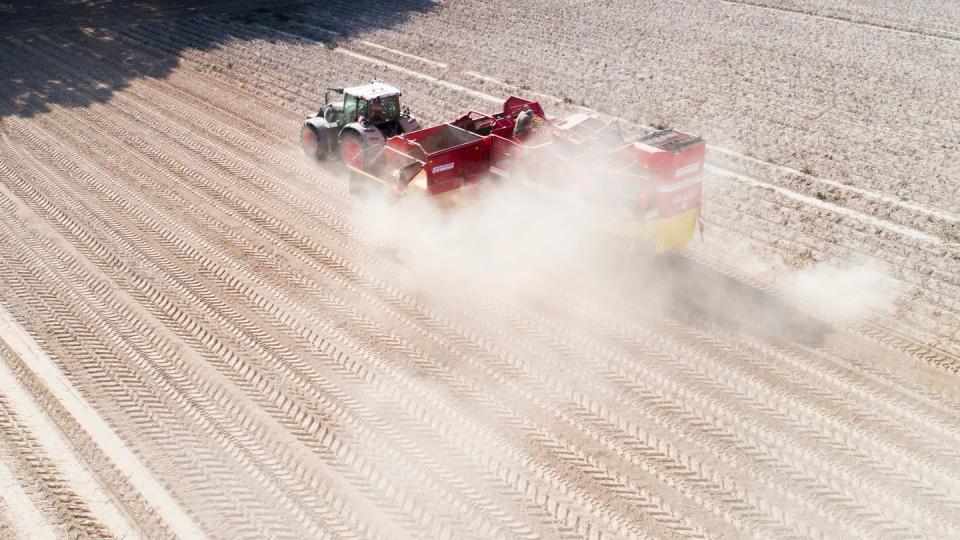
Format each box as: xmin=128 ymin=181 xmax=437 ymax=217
xmin=1 ymin=1 xmax=959 ymax=538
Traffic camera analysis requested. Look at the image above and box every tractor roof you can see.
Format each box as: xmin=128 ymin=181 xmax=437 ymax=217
xmin=344 ymin=82 xmax=401 ymax=100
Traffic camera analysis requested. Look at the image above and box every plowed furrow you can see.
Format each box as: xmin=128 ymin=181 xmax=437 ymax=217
xmin=719 ymin=0 xmax=960 ymax=42
xmin=582 ymin=305 xmax=960 ymax=527
xmin=1 ymin=75 xmax=720 ymax=536
xmin=3 ymin=121 xmax=533 ymax=539
xmin=452 ymin=286 xmax=960 ymax=536
xmin=0 ymin=52 xmax=624 ymax=536
xmin=119 ymin=20 xmax=490 ymax=125
xmin=0 ymin=455 xmax=58 ymax=539
xmin=0 ymin=388 xmax=113 ymax=539
xmin=0 ymin=224 xmax=282 ymax=537
xmin=0 ymin=502 xmax=12 ymax=539
xmin=0 ymin=106 xmax=404 ymax=536
xmin=427 ymin=292 xmax=886 ymax=537
xmin=707 ymin=177 xmax=958 ymax=292
xmin=703 ymin=183 xmax=960 ymax=357
xmin=41 ymin=27 xmax=960 ymax=532
xmin=590 ymin=295 xmax=960 ymax=483
xmin=677 ymin=243 xmax=960 ymax=403
xmin=2 ymin=9 xmax=958 ymax=538
xmin=0 ymin=148 xmax=330 ymax=538
xmin=0 ymin=114 xmax=454 ymax=537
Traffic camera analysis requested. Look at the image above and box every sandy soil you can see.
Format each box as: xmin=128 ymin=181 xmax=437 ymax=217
xmin=721 ymin=0 xmax=960 ymax=39
xmin=1 ymin=1 xmax=959 ymax=538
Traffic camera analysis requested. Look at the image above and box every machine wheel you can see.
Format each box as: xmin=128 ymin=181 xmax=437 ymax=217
xmin=300 ymin=124 xmax=327 ymax=160
xmin=339 ymin=131 xmax=366 ymax=169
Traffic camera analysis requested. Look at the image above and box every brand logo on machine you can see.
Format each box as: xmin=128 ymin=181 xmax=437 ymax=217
xmin=432 ymin=162 xmax=455 ymax=173
xmin=675 ymin=162 xmax=701 ymax=178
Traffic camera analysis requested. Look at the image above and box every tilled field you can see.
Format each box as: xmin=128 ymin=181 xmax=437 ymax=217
xmin=1 ymin=1 xmax=959 ymax=538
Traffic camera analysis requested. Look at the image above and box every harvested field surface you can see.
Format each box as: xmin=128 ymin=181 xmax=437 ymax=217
xmin=720 ymin=0 xmax=960 ymax=40
xmin=1 ymin=1 xmax=958 ymax=538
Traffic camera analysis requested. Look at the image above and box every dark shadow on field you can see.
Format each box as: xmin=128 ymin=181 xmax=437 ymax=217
xmin=630 ymin=253 xmax=831 ymax=347
xmin=0 ymin=0 xmax=438 ymax=118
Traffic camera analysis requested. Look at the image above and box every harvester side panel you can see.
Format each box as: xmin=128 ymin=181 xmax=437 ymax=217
xmin=389 ymin=124 xmax=491 ymax=194
xmin=490 ymin=135 xmax=522 ymax=178
xmin=625 ymin=131 xmax=705 ymax=219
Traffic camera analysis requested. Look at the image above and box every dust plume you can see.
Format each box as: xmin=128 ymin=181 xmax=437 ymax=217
xmin=782 ymin=260 xmax=902 ymax=322
xmin=350 ymin=174 xmax=634 ymax=298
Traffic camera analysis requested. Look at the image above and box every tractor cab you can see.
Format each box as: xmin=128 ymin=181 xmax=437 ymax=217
xmin=327 ymin=83 xmax=404 ymax=135
xmin=317 ymin=87 xmax=345 ymax=124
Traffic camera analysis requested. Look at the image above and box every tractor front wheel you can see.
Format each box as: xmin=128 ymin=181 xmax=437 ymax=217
xmin=340 ymin=131 xmax=366 ymax=170
xmin=300 ymin=124 xmax=327 ymax=160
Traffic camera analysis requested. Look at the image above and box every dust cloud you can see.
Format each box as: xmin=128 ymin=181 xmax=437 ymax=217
xmin=347 ymin=159 xmax=901 ymax=345
xmin=782 ymin=260 xmax=902 ymax=322
xmin=350 ymin=176 xmax=635 ymax=298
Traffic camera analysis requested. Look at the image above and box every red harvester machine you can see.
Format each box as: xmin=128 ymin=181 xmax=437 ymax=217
xmin=303 ymin=88 xmax=705 ymax=252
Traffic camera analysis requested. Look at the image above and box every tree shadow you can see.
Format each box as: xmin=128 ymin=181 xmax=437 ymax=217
xmin=0 ymin=0 xmax=438 ymax=119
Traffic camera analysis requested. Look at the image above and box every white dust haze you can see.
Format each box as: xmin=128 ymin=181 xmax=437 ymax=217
xmin=350 ymin=177 xmax=632 ymax=297
xmin=782 ymin=260 xmax=902 ymax=322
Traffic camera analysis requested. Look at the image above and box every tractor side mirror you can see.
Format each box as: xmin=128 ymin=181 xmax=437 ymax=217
xmin=401 ymin=105 xmax=410 ymax=117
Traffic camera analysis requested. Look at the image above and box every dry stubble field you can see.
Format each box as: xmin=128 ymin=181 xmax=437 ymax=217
xmin=0 ymin=1 xmax=959 ymax=538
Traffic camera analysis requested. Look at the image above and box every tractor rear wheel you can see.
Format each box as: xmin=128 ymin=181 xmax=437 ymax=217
xmin=339 ymin=131 xmax=366 ymax=170
xmin=300 ymin=124 xmax=327 ymax=160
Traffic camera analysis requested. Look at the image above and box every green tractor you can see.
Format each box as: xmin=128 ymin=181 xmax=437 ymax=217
xmin=300 ymin=82 xmax=421 ymax=169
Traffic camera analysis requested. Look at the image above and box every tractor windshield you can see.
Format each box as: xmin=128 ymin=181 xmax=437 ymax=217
xmin=360 ymin=95 xmax=400 ymax=124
